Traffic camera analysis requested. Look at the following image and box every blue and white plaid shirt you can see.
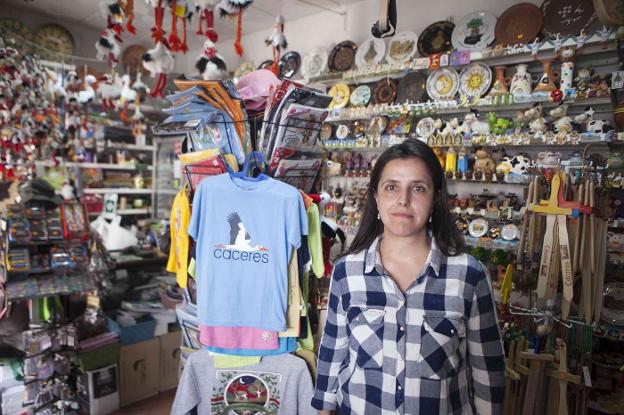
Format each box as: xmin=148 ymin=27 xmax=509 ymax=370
xmin=311 ymin=236 xmax=505 ymax=414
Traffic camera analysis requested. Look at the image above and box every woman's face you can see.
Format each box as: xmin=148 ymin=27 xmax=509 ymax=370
xmin=375 ymin=157 xmax=435 ymax=239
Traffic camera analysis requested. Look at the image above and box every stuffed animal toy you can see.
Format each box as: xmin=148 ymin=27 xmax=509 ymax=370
xmin=142 ymin=41 xmax=175 ymax=98
xmin=95 ymin=28 xmax=122 ymax=64
xmin=195 ymin=39 xmax=227 ymax=80
xmin=316 ymin=192 xmax=346 ymax=276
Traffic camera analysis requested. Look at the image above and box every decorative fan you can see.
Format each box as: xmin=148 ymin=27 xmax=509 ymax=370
xmin=35 ymin=23 xmax=75 ymax=56
xmin=35 ymin=24 xmax=75 ymax=58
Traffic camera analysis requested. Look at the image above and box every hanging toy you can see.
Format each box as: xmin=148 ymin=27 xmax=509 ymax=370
xmin=119 ymin=74 xmax=138 ymax=123
xmin=167 ymin=0 xmax=184 ymax=52
xmin=132 ymin=68 xmax=150 ymax=99
xmin=131 ymin=97 xmax=147 ymax=145
xmin=265 ymin=14 xmax=287 ymax=75
xmin=104 ymin=0 xmax=125 ymax=36
xmin=142 ymin=41 xmax=175 ymax=99
xmin=78 ymin=74 xmax=98 ymax=104
xmin=98 ymin=72 xmax=122 ymax=112
xmin=95 ymin=28 xmax=122 ymax=65
xmin=194 ymin=0 xmax=219 ymax=42
xmin=120 ymin=0 xmax=137 ymax=35
xmin=195 ymin=39 xmax=227 ymax=80
xmin=146 ymin=0 xmax=167 ymax=42
xmin=217 ymin=0 xmax=254 ymax=57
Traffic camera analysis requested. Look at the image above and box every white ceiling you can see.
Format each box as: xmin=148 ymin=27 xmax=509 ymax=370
xmin=2 ymin=0 xmax=364 ymax=43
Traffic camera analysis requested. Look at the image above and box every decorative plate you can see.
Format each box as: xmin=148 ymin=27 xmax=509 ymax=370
xmin=601 ymin=282 xmax=624 ymax=326
xmin=501 ymin=224 xmax=519 ymax=241
xmin=353 ymin=121 xmax=365 ymax=138
xmin=468 ymin=218 xmax=489 ymax=238
xmin=372 ymin=79 xmax=397 ymax=104
xmin=234 ymin=61 xmax=256 ymax=83
xmin=278 ymin=51 xmax=301 ymax=79
xmin=488 ymin=226 xmax=501 ymax=239
xmin=386 ymin=31 xmax=419 ymax=64
xmin=416 ymin=117 xmax=436 ymax=137
xmin=418 ymin=21 xmax=455 ymax=56
xmin=452 ymin=11 xmax=497 ymax=52
xmin=328 ymin=83 xmax=350 ymax=109
xmin=459 ymin=62 xmax=493 ymax=98
xmin=455 ymin=217 xmax=469 ymax=233
xmin=355 ymin=37 xmax=386 ymax=68
xmin=328 ymin=41 xmax=358 ymax=72
xmin=301 ymin=47 xmax=328 ymax=78
xmin=541 ymin=0 xmax=596 ymax=37
xmin=426 ymin=67 xmax=460 ymax=100
xmin=320 ymin=123 xmax=334 ymax=140
xmin=367 ymin=116 xmax=388 ymax=136
xmin=349 ymin=85 xmax=372 ymax=106
xmin=35 ymin=24 xmax=75 ymax=58
xmin=495 ymin=3 xmax=543 ymax=46
xmin=396 ymin=72 xmax=428 ymax=103
xmin=0 ymin=18 xmax=34 ymax=45
xmin=122 ymin=45 xmax=150 ymax=78
xmin=336 ymin=124 xmax=350 ymax=140
xmin=257 ymin=60 xmax=274 ymax=70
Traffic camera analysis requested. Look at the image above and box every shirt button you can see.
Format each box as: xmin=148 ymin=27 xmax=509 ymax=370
xmin=399 ymin=326 xmax=405 ymax=332
xmin=398 ymin=385 xmax=403 ymax=391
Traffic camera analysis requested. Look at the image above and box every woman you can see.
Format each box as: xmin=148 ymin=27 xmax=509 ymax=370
xmin=311 ymin=139 xmax=505 ymax=414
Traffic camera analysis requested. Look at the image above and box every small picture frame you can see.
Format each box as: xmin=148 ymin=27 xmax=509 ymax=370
xmin=612 ymin=71 xmax=624 ymax=90
xmin=440 ymin=53 xmax=449 ymax=67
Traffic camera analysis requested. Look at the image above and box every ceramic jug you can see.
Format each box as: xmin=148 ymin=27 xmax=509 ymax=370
xmin=510 ymin=64 xmax=532 ymax=97
xmin=533 ymin=59 xmax=559 ymax=93
xmin=489 ymin=66 xmax=511 ymax=95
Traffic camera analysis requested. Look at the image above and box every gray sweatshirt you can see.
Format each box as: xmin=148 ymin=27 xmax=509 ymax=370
xmin=171 ymin=351 xmax=316 ymax=415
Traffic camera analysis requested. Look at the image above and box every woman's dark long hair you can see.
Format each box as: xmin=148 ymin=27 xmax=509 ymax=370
xmin=344 ymin=139 xmax=464 ymax=257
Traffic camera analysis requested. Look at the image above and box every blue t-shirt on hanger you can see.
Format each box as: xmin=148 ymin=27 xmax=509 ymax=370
xmin=188 ymin=173 xmax=308 ymax=332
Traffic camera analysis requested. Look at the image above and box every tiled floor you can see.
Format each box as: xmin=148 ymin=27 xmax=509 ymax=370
xmin=111 ymin=389 xmax=177 ymax=415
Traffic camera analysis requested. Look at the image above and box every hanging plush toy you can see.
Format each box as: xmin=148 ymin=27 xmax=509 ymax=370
xmin=167 ymin=0 xmax=191 ymax=53
xmin=317 ymin=191 xmax=346 ymax=276
xmin=132 ymin=68 xmax=150 ymax=99
xmin=216 ymin=0 xmax=254 ymax=57
xmin=265 ymin=14 xmax=287 ymax=74
xmin=78 ymin=74 xmax=98 ymax=104
xmin=95 ymin=28 xmax=122 ymax=64
xmin=98 ymin=73 xmax=122 ymax=112
xmin=119 ymin=74 xmax=138 ymax=123
xmin=195 ymin=39 xmax=227 ymax=80
xmin=142 ymin=41 xmax=175 ymax=99
xmin=120 ymin=0 xmax=137 ymax=35
xmin=104 ymin=0 xmax=125 ymax=36
xmin=146 ymin=0 xmax=167 ymax=42
xmin=194 ymin=0 xmax=219 ymax=42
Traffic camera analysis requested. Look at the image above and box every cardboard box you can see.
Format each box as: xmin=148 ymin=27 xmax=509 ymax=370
xmin=119 ymin=338 xmax=159 ymax=407
xmin=77 ymin=364 xmax=120 ymax=415
xmin=159 ymin=331 xmax=182 ymax=392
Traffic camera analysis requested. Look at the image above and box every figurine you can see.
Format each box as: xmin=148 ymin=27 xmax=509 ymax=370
xmin=549 ymin=103 xmax=568 ymax=120
xmin=487 ymin=112 xmax=511 ymax=135
xmin=433 ymin=147 xmax=446 ymax=170
xmin=463 ymin=111 xmax=490 ymax=136
xmin=474 ymin=147 xmax=496 ymax=175
xmin=575 ymin=67 xmax=593 ymax=99
xmin=457 ymin=146 xmax=469 ymax=173
xmin=529 ymin=117 xmax=548 ymax=133
xmin=510 ymin=64 xmax=532 ymax=97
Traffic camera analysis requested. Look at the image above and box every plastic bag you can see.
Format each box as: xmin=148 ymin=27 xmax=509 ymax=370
xmin=90 ymin=215 xmax=138 ymax=252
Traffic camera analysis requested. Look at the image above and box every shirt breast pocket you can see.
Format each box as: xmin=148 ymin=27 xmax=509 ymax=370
xmin=347 ymin=306 xmax=385 ymax=369
xmin=418 ymin=315 xmax=466 ymax=380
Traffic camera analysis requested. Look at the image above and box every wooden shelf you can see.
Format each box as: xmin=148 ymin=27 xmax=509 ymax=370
xmin=82 ymin=188 xmax=152 ymax=195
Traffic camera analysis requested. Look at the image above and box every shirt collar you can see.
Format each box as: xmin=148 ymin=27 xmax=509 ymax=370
xmin=364 ymin=234 xmax=442 ymax=277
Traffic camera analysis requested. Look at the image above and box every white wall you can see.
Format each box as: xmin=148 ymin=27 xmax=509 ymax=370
xmin=178 ymin=0 xmax=542 ymax=75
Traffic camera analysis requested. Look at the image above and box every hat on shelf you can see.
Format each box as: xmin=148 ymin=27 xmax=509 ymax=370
xmin=236 ymin=69 xmax=281 ymax=111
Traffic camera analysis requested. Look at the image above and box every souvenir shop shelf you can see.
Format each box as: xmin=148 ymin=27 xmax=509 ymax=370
xmin=309 ymin=37 xmax=617 ymax=86
xmin=87 ymin=208 xmax=151 ymax=217
xmin=82 ymin=188 xmax=152 ymax=195
xmin=36 ymin=161 xmax=153 ymax=172
xmin=106 ymin=142 xmax=155 ymax=152
xmin=325 ymin=97 xmax=613 ymax=123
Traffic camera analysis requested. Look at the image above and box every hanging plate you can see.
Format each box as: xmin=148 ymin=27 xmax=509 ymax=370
xmin=418 ymin=21 xmax=455 ymax=56
xmin=501 ymin=224 xmax=520 ymax=241
xmin=336 ymin=124 xmax=350 ymax=140
xmin=257 ymin=59 xmax=274 ymax=70
xmin=386 ymin=31 xmax=419 ymax=64
xmin=426 ymin=67 xmax=460 ymax=100
xmin=541 ymin=0 xmax=596 ymax=36
xmin=371 ymin=79 xmax=398 ymax=104
xmin=495 ymin=3 xmax=543 ymax=46
xmin=349 ymin=84 xmax=372 ymax=106
xmin=468 ymin=218 xmax=489 ymax=238
xmin=416 ymin=117 xmax=436 ymax=138
xmin=278 ymin=51 xmax=301 ymax=79
xmin=396 ymin=72 xmax=428 ymax=103
xmin=452 ymin=11 xmax=497 ymax=51
xmin=355 ymin=37 xmax=386 ymax=68
xmin=320 ymin=123 xmax=334 ymax=141
xmin=328 ymin=40 xmax=358 ymax=72
xmin=328 ymin=83 xmax=351 ymax=109
xmin=301 ymin=47 xmax=328 ymax=79
xmin=459 ymin=62 xmax=493 ymax=98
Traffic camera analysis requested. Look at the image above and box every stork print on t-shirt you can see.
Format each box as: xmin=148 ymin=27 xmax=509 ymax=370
xmin=214 ymin=212 xmax=271 ymax=263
